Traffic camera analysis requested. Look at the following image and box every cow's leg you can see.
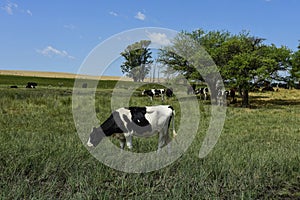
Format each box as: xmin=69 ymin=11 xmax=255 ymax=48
xmin=157 ymin=131 xmax=164 ymax=153
xmin=157 ymin=128 xmax=171 ymax=153
xmin=164 ymin=132 xmax=172 ymax=154
xmin=119 ymin=138 xmax=126 ymax=150
xmin=124 ymin=132 xmax=133 ymax=150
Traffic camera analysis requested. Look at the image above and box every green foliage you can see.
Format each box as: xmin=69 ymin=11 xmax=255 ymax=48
xmin=120 ymin=40 xmax=153 ymax=82
xmin=158 ymin=29 xmax=293 ymax=106
xmin=291 ymin=43 xmax=300 ymax=81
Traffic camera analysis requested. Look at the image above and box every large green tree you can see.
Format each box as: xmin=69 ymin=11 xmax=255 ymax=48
xmin=220 ymin=33 xmax=291 ymax=106
xmin=291 ymin=42 xmax=300 ymax=87
xmin=158 ymin=29 xmax=292 ymax=107
xmin=120 ymin=40 xmax=153 ymax=82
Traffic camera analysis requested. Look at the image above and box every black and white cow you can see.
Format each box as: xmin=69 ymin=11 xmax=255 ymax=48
xmin=82 ymin=83 xmax=88 ymax=88
xmin=217 ymin=88 xmax=237 ymax=105
xmin=195 ymin=87 xmax=209 ymax=100
xmin=217 ymin=89 xmax=229 ymax=106
xmin=87 ymin=105 xmax=176 ymax=152
xmin=26 ymin=82 xmax=37 ymax=88
xmin=142 ymin=89 xmax=165 ymax=101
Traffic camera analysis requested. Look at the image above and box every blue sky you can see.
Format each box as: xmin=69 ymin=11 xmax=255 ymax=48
xmin=0 ymin=0 xmax=299 ymax=76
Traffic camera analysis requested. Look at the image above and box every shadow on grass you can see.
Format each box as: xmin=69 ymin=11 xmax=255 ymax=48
xmin=251 ymin=99 xmax=300 ymax=108
xmin=221 ymin=93 xmax=300 ymax=109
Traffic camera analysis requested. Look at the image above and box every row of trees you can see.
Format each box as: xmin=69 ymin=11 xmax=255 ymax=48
xmin=120 ymin=29 xmax=300 ymax=107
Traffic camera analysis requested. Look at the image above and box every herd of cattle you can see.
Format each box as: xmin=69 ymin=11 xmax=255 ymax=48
xmin=5 ymin=80 xmax=289 ymax=151
xmin=141 ymin=85 xmax=236 ymax=106
xmin=10 ymin=81 xmax=283 ymax=107
xmin=10 ymin=82 xmax=38 ymax=89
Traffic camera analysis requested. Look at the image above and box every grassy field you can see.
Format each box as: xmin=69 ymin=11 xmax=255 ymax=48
xmin=1 ymin=75 xmax=300 ymax=199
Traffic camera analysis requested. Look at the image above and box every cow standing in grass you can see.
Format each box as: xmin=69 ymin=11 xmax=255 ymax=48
xmin=142 ymin=89 xmax=165 ymax=101
xmin=195 ymin=87 xmax=209 ymax=100
xmin=87 ymin=105 xmax=176 ymax=152
xmin=26 ymin=82 xmax=37 ymax=88
xmin=217 ymin=89 xmax=229 ymax=106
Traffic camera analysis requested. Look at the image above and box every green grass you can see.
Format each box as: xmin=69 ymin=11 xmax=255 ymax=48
xmin=1 ymin=75 xmax=300 ymax=199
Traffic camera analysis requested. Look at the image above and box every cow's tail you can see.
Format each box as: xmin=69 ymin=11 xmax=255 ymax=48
xmin=169 ymin=106 xmax=177 ymax=139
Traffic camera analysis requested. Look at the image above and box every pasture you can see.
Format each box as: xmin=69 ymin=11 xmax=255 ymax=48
xmin=1 ymin=75 xmax=300 ymax=199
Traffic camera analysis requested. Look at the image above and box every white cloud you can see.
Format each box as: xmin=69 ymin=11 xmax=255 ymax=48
xmin=1 ymin=2 xmax=18 ymax=15
xmin=37 ymin=46 xmax=75 ymax=60
xmin=135 ymin=11 xmax=146 ymax=21
xmin=64 ymin=24 xmax=76 ymax=30
xmin=109 ymin=11 xmax=118 ymax=17
xmin=146 ymin=32 xmax=171 ymax=46
xmin=1 ymin=1 xmax=32 ymax=16
xmin=26 ymin=9 xmax=32 ymax=16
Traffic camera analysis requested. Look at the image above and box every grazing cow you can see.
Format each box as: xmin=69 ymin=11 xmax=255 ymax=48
xmin=217 ymin=89 xmax=229 ymax=106
xmin=165 ymin=88 xmax=173 ymax=98
xmin=142 ymin=89 xmax=165 ymax=101
xmin=10 ymin=85 xmax=18 ymax=88
xmin=142 ymin=89 xmax=154 ymax=101
xmin=87 ymin=105 xmax=176 ymax=152
xmin=195 ymin=87 xmax=209 ymax=100
xmin=26 ymin=82 xmax=37 ymax=88
xmin=82 ymin=83 xmax=88 ymax=88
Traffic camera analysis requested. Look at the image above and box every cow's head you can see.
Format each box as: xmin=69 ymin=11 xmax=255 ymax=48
xmin=87 ymin=127 xmax=105 ymax=147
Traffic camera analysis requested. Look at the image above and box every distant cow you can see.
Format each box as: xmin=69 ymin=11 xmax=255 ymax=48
xmin=165 ymin=88 xmax=173 ymax=98
xmin=217 ymin=89 xmax=229 ymax=106
xmin=142 ymin=89 xmax=165 ymax=101
xmin=82 ymin=83 xmax=88 ymax=88
xmin=10 ymin=85 xmax=18 ymax=88
xmin=26 ymin=82 xmax=37 ymax=88
xmin=87 ymin=105 xmax=176 ymax=152
xmin=195 ymin=87 xmax=209 ymax=100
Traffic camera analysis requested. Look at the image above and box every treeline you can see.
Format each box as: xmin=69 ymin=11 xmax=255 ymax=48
xmin=120 ymin=29 xmax=300 ymax=107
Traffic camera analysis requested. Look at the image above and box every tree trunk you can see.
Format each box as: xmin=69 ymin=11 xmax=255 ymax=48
xmin=238 ymin=87 xmax=243 ymax=97
xmin=241 ymin=89 xmax=249 ymax=107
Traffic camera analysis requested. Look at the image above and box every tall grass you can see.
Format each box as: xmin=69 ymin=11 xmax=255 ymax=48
xmin=1 ymin=75 xmax=300 ymax=199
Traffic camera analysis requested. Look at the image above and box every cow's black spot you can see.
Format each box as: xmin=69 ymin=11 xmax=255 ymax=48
xmin=168 ymin=105 xmax=174 ymax=111
xmin=101 ymin=111 xmax=125 ymax=136
xmin=127 ymin=107 xmax=149 ymax=127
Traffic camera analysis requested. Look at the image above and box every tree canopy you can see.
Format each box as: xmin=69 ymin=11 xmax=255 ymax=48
xmin=157 ymin=29 xmax=293 ymax=107
xmin=120 ymin=40 xmax=153 ymax=82
xmin=291 ymin=42 xmax=300 ymax=85
xmin=119 ymin=29 xmax=298 ymax=107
